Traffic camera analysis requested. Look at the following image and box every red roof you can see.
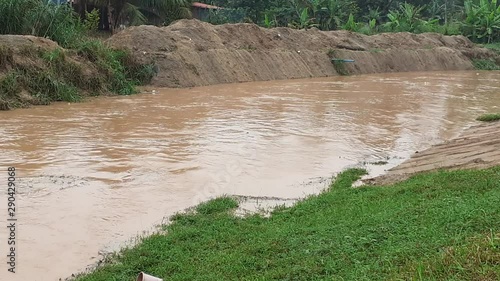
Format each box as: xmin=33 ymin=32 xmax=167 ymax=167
xmin=192 ymin=2 xmax=222 ymax=9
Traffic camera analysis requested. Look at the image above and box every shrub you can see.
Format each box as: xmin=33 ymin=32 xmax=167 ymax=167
xmin=76 ymin=40 xmax=156 ymax=93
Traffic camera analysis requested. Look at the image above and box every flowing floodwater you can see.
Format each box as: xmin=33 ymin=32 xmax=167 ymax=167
xmin=1 ymin=71 xmax=500 ymax=280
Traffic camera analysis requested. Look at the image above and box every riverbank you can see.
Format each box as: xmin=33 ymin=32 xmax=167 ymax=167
xmin=0 ymin=35 xmax=154 ymax=110
xmin=74 ymin=121 xmax=500 ymax=281
xmin=75 ymin=166 xmax=500 ymax=281
xmin=365 ymin=119 xmax=500 ymax=185
xmin=2 ymin=20 xmax=500 ymax=110
xmin=108 ymin=19 xmax=499 ymax=88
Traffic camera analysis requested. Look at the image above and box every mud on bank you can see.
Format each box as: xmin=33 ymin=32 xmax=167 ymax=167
xmin=365 ymin=120 xmax=500 ymax=185
xmin=107 ymin=19 xmax=499 ymax=88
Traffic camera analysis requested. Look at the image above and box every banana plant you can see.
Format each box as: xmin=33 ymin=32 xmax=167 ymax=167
xmin=263 ymin=13 xmax=277 ymax=28
xmin=383 ymin=2 xmax=427 ymax=33
xmin=342 ymin=13 xmax=360 ymax=31
xmin=463 ymin=0 xmax=500 ymax=43
xmin=288 ymin=7 xmax=318 ymax=29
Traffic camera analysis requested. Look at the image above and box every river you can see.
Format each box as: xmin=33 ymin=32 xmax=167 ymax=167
xmin=1 ymin=71 xmax=499 ymax=280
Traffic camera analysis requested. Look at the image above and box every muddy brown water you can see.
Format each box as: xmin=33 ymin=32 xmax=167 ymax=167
xmin=1 ymin=71 xmax=500 ymax=281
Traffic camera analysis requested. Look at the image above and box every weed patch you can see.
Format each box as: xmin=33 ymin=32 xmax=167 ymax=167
xmin=76 ymin=40 xmax=155 ymax=95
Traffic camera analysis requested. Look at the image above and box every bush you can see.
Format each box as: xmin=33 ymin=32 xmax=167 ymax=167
xmin=75 ymin=40 xmax=155 ymax=95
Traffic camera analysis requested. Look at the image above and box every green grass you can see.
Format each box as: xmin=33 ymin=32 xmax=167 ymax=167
xmin=471 ymin=43 xmax=500 ymax=71
xmin=473 ymin=59 xmax=500 ymax=70
xmin=477 ymin=113 xmax=500 ymax=122
xmin=76 ymin=167 xmax=500 ymax=281
xmin=0 ymin=0 xmax=85 ymax=48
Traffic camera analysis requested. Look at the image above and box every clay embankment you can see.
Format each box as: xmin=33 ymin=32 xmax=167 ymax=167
xmin=107 ymin=19 xmax=498 ymax=88
xmin=365 ymin=121 xmax=500 ymax=185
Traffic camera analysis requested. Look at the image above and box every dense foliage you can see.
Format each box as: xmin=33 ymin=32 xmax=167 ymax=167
xmin=206 ymin=0 xmax=500 ymax=43
xmin=1 ymin=0 xmax=498 ymax=43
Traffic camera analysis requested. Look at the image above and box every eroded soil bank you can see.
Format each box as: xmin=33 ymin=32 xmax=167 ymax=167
xmin=107 ymin=19 xmax=498 ymax=88
xmin=365 ymin=120 xmax=500 ymax=185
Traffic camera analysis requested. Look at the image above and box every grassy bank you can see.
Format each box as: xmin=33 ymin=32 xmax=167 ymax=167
xmin=0 ymin=41 xmax=155 ymax=109
xmin=0 ymin=0 xmax=155 ymax=110
xmin=76 ymin=167 xmax=500 ymax=281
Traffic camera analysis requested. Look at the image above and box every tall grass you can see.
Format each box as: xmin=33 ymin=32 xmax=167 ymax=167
xmin=0 ymin=0 xmax=85 ymax=48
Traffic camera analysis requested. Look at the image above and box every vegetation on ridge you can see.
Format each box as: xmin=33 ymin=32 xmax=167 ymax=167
xmin=207 ymin=0 xmax=500 ymax=43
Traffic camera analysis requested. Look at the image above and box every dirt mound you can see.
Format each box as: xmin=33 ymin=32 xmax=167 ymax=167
xmin=107 ymin=19 xmax=498 ymax=88
xmin=365 ymin=121 xmax=500 ymax=185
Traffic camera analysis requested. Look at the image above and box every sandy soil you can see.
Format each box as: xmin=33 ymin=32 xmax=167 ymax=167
xmin=106 ymin=19 xmax=498 ymax=88
xmin=365 ymin=120 xmax=500 ymax=185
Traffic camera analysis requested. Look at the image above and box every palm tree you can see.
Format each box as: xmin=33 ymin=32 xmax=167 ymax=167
xmin=90 ymin=0 xmax=192 ymax=33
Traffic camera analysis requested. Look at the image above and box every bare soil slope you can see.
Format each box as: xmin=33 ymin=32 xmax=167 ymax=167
xmin=107 ymin=19 xmax=497 ymax=88
xmin=366 ymin=121 xmax=500 ymax=185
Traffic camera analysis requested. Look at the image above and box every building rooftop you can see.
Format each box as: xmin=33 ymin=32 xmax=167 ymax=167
xmin=192 ymin=2 xmax=222 ymax=9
